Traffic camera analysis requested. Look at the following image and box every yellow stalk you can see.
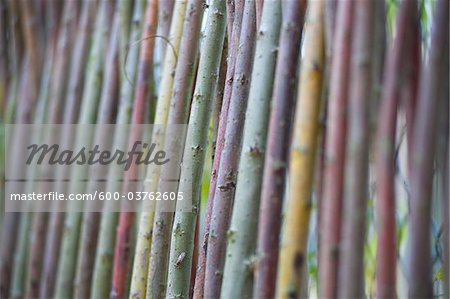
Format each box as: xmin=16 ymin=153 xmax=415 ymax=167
xmin=276 ymin=1 xmax=325 ymax=298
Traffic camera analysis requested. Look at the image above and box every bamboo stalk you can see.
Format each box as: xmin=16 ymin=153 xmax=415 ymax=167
xmin=8 ymin=2 xmax=60 ymax=297
xmin=10 ymin=213 xmax=31 ymax=299
xmin=254 ymin=1 xmax=306 ymax=298
xmin=0 ymin=57 xmax=29 ymax=299
xmin=19 ymin=0 xmax=40 ymax=97
xmin=276 ymin=2 xmax=325 ymax=298
xmin=438 ymin=67 xmax=449 ymax=299
xmin=10 ymin=77 xmax=51 ymax=298
xmin=400 ymin=7 xmax=421 ymax=174
xmin=119 ymin=0 xmax=134 ymax=71
xmin=0 ymin=1 xmax=21 ymax=226
xmin=154 ymin=0 xmax=174 ymax=84
xmin=324 ymin=0 xmax=336 ymax=61
xmin=146 ymin=1 xmax=204 ymax=297
xmin=0 ymin=5 xmax=32 ymax=296
xmin=407 ymin=0 xmax=448 ymax=296
xmin=25 ymin=212 xmax=48 ymax=299
xmin=374 ymin=2 xmax=416 ymax=298
xmin=158 ymin=0 xmax=174 ymax=51
xmin=255 ymin=0 xmax=263 ymax=30
xmin=90 ymin=1 xmax=146 ymax=297
xmin=338 ymin=1 xmax=375 ymax=297
xmin=11 ymin=78 xmax=54 ymax=299
xmin=190 ymin=216 xmax=200 ymax=297
xmin=3 ymin=3 xmax=22 ymax=133
xmin=437 ymin=42 xmax=449 ymax=299
xmin=5 ymin=0 xmax=23 ymax=84
xmin=53 ymin=2 xmax=112 ymax=297
xmin=0 ymin=0 xmax=8 ymax=116
xmin=316 ymin=0 xmax=333 ymax=275
xmin=23 ymin=2 xmax=78 ymax=297
xmin=192 ymin=2 xmax=243 ymax=297
xmin=2 ymin=5 xmax=42 ymax=288
xmin=203 ymin=1 xmax=257 ymax=298
xmin=211 ymin=40 xmax=227 ymax=160
xmin=129 ymin=1 xmax=187 ymax=297
xmin=12 ymin=65 xmax=52 ymax=299
xmin=74 ymin=9 xmax=121 ymax=299
xmin=225 ymin=0 xmax=234 ymax=43
xmin=369 ymin=0 xmax=387 ymax=139
xmin=111 ymin=0 xmax=158 ymax=297
xmin=39 ymin=2 xmax=98 ymax=298
xmin=0 ymin=0 xmax=24 ymax=226
xmin=4 ymin=77 xmax=17 ymax=125
xmin=164 ymin=0 xmax=227 ymax=297
xmin=317 ymin=1 xmax=353 ymax=298
xmin=0 ymin=213 xmax=20 ymax=298
xmin=203 ymin=0 xmax=243 ymax=216
xmin=220 ymin=1 xmax=282 ymax=298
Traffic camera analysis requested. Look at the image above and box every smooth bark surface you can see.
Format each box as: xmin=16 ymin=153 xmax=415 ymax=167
xmin=338 ymin=1 xmax=375 ymax=297
xmin=318 ymin=1 xmax=353 ymax=297
xmin=374 ymin=2 xmax=415 ymax=297
xmin=407 ymin=0 xmax=448 ymax=296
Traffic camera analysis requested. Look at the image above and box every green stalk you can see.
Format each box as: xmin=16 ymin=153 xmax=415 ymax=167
xmin=4 ymin=74 xmax=18 ymax=124
xmin=164 ymin=0 xmax=227 ymax=297
xmin=0 ymin=0 xmax=8 ymax=117
xmin=53 ymin=1 xmax=111 ymax=297
xmin=146 ymin=0 xmax=203 ymax=297
xmin=130 ymin=1 xmax=187 ymax=297
xmin=220 ymin=1 xmax=282 ymax=298
xmin=90 ymin=0 xmax=146 ymax=297
xmin=74 ymin=8 xmax=121 ymax=298
xmin=8 ymin=3 xmax=59 ymax=293
xmin=119 ymin=0 xmax=134 ymax=71
xmin=10 ymin=214 xmax=31 ymax=299
xmin=0 ymin=58 xmax=27 ymax=299
xmin=204 ymin=1 xmax=257 ymax=297
xmin=40 ymin=2 xmax=98 ymax=297
xmin=10 ymin=143 xmax=45 ymax=299
xmin=18 ymin=0 xmax=41 ymax=98
xmin=9 ymin=31 xmax=54 ymax=298
xmin=25 ymin=2 xmax=78 ymax=296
